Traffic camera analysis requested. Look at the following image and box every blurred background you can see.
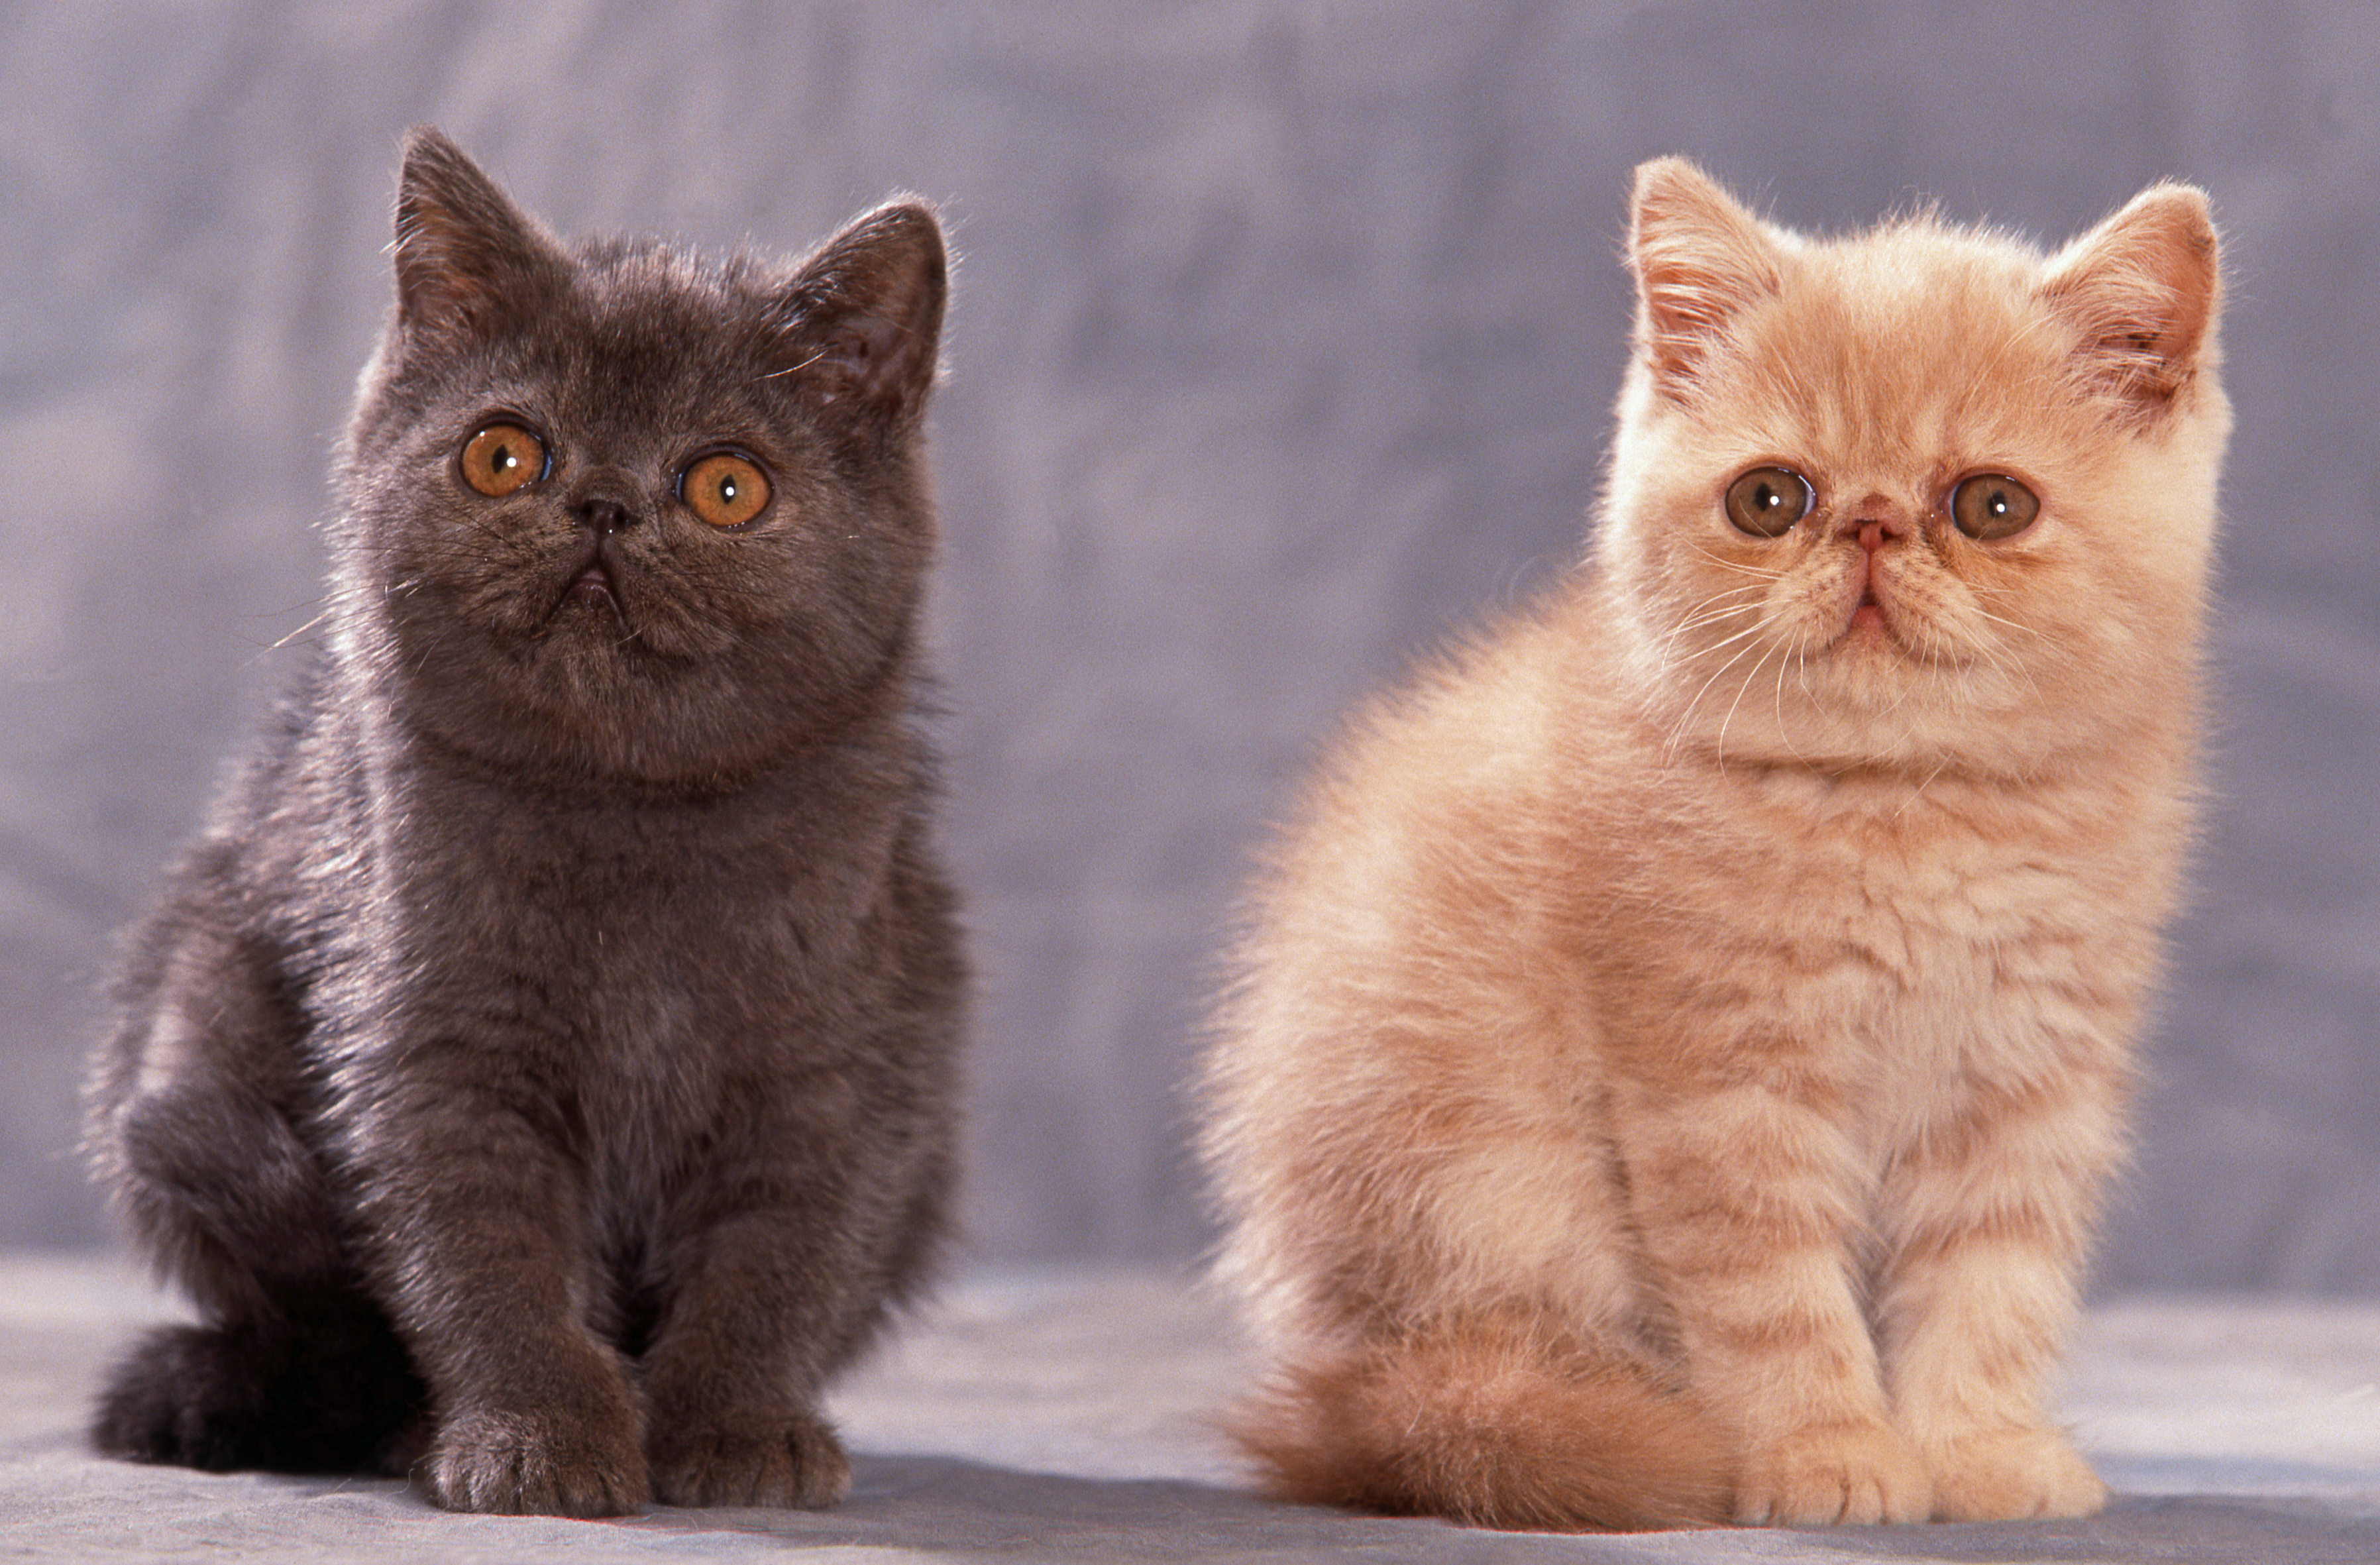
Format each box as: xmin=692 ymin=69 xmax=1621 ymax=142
xmin=1 ymin=1 xmax=2373 ymax=1293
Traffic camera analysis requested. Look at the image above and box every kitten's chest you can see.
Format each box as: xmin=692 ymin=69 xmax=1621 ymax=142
xmin=1712 ymin=781 xmax=2169 ymax=1152
xmin=1676 ymin=773 xmax=2166 ymax=1073
xmin=392 ymin=790 xmax=838 ymax=1089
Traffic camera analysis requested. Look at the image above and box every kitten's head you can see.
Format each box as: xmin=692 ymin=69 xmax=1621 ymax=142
xmin=1597 ymin=158 xmax=2227 ymax=776
xmin=331 ymin=128 xmax=946 ymax=786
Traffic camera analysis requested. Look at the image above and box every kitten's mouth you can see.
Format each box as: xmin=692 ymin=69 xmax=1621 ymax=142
xmin=557 ymin=550 xmax=633 ymax=633
xmin=1835 ymin=586 xmax=1894 ymax=647
xmin=570 ymin=565 xmax=618 ymax=610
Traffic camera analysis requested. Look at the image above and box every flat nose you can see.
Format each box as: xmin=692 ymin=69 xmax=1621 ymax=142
xmin=1837 ymin=496 xmax=1912 ymax=554
xmin=576 ymin=498 xmax=633 ymax=534
xmin=570 ymin=476 xmax=642 ymax=535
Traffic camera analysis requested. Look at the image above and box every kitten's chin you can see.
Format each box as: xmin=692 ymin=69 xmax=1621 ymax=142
xmin=1637 ymin=639 xmax=2045 ymax=776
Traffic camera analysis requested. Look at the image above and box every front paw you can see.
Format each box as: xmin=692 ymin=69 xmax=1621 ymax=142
xmin=1736 ymin=1418 xmax=1931 ymax=1527
xmin=1925 ymin=1427 xmax=2107 ymax=1521
xmin=426 ymin=1404 xmax=647 ymax=1517
xmin=647 ymin=1407 xmax=851 ymax=1509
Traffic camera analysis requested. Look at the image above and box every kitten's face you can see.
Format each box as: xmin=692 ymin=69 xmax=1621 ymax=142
xmin=1601 ymin=162 xmax=2227 ymax=775
xmin=332 ymin=133 xmax=945 ymax=785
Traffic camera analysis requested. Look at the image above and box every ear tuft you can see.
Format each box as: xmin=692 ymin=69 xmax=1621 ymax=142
xmin=772 ymin=200 xmax=948 ymax=441
xmin=391 ymin=127 xmax=562 ymax=347
xmin=1628 ymin=158 xmax=1783 ymax=398
xmin=2040 ymin=182 xmax=2221 ymax=416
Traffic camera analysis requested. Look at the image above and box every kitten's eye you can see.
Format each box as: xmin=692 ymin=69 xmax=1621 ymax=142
xmin=1951 ymin=473 xmax=2040 ymax=541
xmin=680 ymin=453 xmax=772 ymax=529
xmin=1723 ymin=466 xmax=1813 ymax=538
xmin=459 ymin=423 xmax=547 ymax=497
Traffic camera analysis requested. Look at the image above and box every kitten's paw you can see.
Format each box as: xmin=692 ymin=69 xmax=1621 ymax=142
xmin=93 ymin=1325 xmax=272 ymax=1470
xmin=1924 ymin=1428 xmax=2108 ymax=1521
xmin=1735 ymin=1419 xmax=1931 ymax=1527
xmin=647 ymin=1409 xmax=851 ymax=1509
xmin=425 ymin=1405 xmax=648 ymax=1517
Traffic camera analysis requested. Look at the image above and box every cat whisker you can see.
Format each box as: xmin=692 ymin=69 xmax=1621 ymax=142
xmin=1654 ymin=582 xmax=1774 ymax=640
xmin=267 ymin=608 xmax=338 ymax=651
xmin=1768 ymin=643 xmax=1819 ymax=769
xmin=1664 ymin=618 xmax=1780 ymax=763
xmin=1680 ymin=541 xmax=1788 ymax=582
xmin=1681 ymin=563 xmax=1786 ymax=594
xmin=1972 ymin=637 xmax=2047 ymax=708
xmin=1664 ymin=585 xmax=1774 ymax=633
xmin=1658 ymin=614 xmax=1776 ymax=679
xmin=759 ymin=347 xmax=830 ymax=382
xmin=1665 ymin=584 xmax=1780 ymax=643
xmin=1654 ymin=604 xmax=1775 ymax=668
xmin=1965 ymin=605 xmax=2051 ymax=661
xmin=1891 ymin=757 xmax=1955 ymax=821
xmin=1712 ymin=641 xmax=1784 ymax=768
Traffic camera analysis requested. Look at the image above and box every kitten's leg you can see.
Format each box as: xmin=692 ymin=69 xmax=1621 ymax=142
xmin=636 ymin=1194 xmax=858 ymax=1510
xmin=634 ymin=1096 xmax=946 ymax=1510
xmin=1872 ymin=1072 xmax=2123 ymax=1521
xmin=345 ymin=1066 xmax=648 ymax=1517
xmin=91 ymin=909 xmax=423 ymax=1473
xmin=1619 ymin=1070 xmax=1932 ymax=1526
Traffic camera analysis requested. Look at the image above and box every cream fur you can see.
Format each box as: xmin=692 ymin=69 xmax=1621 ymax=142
xmin=1199 ymin=158 xmax=2228 ymax=1531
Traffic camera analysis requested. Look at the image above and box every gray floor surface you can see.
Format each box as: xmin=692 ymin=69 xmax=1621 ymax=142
xmin=3 ymin=1256 xmax=2376 ymax=1562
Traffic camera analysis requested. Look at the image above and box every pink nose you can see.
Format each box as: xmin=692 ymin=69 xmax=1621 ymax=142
xmin=1844 ymin=506 xmax=1911 ymax=553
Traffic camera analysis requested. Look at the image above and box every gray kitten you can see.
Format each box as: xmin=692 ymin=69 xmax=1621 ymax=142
xmin=85 ymin=128 xmax=962 ymax=1517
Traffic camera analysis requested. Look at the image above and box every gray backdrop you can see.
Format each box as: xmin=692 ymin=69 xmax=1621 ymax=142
xmin=3 ymin=1 xmax=2374 ymax=1292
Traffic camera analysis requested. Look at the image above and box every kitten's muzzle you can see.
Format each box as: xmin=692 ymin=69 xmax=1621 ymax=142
xmin=562 ymin=555 xmax=631 ymax=631
xmin=1836 ymin=500 xmax=1910 ymax=636
xmin=556 ymin=518 xmax=634 ymax=631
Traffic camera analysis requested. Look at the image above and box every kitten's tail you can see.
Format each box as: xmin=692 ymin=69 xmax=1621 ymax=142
xmin=1231 ymin=1328 xmax=1732 ymax=1531
xmin=92 ymin=1309 xmax=425 ymax=1476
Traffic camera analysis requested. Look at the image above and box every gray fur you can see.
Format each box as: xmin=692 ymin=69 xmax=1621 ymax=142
xmin=85 ymin=128 xmax=961 ymax=1517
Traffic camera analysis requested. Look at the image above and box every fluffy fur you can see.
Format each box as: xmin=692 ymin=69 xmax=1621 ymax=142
xmin=1201 ymin=157 xmax=2228 ymax=1531
xmin=85 ymin=129 xmax=963 ymax=1517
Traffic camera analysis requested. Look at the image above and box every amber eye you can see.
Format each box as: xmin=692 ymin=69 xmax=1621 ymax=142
xmin=680 ymin=452 xmax=772 ymax=529
xmin=1723 ymin=466 xmax=1813 ymax=538
xmin=1951 ymin=473 xmax=2040 ymax=541
xmin=458 ymin=423 xmax=547 ymax=497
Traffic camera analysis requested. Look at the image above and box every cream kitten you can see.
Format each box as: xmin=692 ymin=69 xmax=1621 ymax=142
xmin=1199 ymin=157 xmax=2226 ymax=1531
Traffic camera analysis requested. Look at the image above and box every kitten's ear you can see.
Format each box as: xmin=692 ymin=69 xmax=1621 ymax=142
xmin=2040 ymin=182 xmax=2220 ymax=416
xmin=1628 ymin=158 xmax=1783 ymax=398
xmin=391 ymin=127 xmax=565 ymax=348
xmin=771 ymin=200 xmax=947 ymax=441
